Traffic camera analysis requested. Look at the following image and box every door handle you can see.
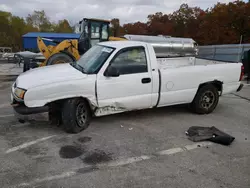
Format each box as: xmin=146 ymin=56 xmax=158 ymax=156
xmin=141 ymin=78 xmax=151 ymax=84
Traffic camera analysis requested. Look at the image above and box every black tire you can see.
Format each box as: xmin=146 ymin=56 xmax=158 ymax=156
xmin=48 ymin=102 xmax=62 ymax=126
xmin=191 ymin=84 xmax=219 ymax=114
xmin=46 ymin=53 xmax=73 ymax=65
xmin=62 ymin=98 xmax=91 ymax=133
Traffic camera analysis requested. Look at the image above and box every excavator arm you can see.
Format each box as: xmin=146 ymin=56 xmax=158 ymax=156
xmin=37 ymin=37 xmax=81 ymax=66
xmin=37 ymin=36 xmax=53 ymax=60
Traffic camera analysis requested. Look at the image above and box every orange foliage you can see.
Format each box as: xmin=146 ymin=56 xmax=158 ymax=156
xmin=111 ymin=1 xmax=250 ymax=45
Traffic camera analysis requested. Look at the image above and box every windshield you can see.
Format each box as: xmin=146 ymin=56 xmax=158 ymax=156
xmin=76 ymin=45 xmax=115 ymax=74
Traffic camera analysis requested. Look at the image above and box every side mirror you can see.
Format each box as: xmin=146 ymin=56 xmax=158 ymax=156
xmin=104 ymin=66 xmax=120 ymax=77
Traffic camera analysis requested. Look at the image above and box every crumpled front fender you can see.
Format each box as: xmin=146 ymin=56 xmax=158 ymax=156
xmin=23 ymin=76 xmax=97 ymax=108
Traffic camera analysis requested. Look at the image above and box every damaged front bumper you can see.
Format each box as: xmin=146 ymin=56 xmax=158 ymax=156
xmin=12 ymin=103 xmax=49 ymax=115
xmin=11 ymin=92 xmax=48 ymax=121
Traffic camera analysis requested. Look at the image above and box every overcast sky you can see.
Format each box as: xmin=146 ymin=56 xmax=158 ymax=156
xmin=0 ymin=0 xmax=240 ymax=24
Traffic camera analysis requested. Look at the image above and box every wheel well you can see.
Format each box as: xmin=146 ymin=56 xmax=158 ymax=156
xmin=198 ymin=80 xmax=223 ymax=94
xmin=47 ymin=97 xmax=94 ymax=115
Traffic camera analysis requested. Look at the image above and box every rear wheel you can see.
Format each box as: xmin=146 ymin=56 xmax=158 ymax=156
xmin=46 ymin=53 xmax=73 ymax=65
xmin=62 ymin=98 xmax=91 ymax=133
xmin=191 ymin=84 xmax=219 ymax=114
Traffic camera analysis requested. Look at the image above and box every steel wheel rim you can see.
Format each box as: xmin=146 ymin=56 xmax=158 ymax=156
xmin=200 ymin=91 xmax=215 ymax=109
xmin=76 ymin=103 xmax=86 ymax=127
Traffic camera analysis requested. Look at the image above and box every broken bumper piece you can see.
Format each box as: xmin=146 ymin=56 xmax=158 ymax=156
xmin=236 ymin=83 xmax=244 ymax=92
xmin=186 ymin=126 xmax=235 ymax=146
xmin=12 ymin=103 xmax=49 ymax=115
xmin=11 ymin=100 xmax=48 ymax=122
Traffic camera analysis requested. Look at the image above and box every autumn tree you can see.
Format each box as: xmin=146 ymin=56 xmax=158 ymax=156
xmin=123 ymin=22 xmax=148 ymax=35
xmin=53 ymin=19 xmax=73 ymax=33
xmin=0 ymin=11 xmax=13 ymax=47
xmin=0 ymin=10 xmax=75 ymax=51
xmin=147 ymin=12 xmax=173 ymax=36
xmin=10 ymin=16 xmax=28 ymax=50
xmin=170 ymin=4 xmax=204 ymax=38
xmin=110 ymin=18 xmax=121 ymax=37
xmin=196 ymin=1 xmax=250 ymax=45
xmin=2 ymin=1 xmax=250 ymax=52
xmin=26 ymin=10 xmax=53 ymax=32
xmin=0 ymin=11 xmax=38 ymax=51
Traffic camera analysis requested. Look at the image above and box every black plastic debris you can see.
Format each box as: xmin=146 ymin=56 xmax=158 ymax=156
xmin=186 ymin=126 xmax=235 ymax=146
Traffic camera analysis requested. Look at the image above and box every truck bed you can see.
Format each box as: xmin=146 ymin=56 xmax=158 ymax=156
xmin=157 ymin=57 xmax=229 ymax=69
xmin=156 ymin=56 xmax=242 ymax=107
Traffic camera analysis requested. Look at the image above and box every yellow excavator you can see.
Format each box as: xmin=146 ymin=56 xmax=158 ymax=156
xmin=36 ymin=17 xmax=198 ymax=67
xmin=37 ymin=18 xmax=126 ymax=66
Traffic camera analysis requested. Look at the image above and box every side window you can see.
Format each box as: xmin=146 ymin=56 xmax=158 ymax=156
xmin=91 ymin=22 xmax=100 ymax=39
xmin=101 ymin=24 xmax=108 ymax=40
xmin=110 ymin=47 xmax=148 ymax=75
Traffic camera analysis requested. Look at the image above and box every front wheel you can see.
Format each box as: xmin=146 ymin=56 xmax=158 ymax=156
xmin=62 ymin=98 xmax=91 ymax=133
xmin=191 ymin=84 xmax=219 ymax=114
xmin=46 ymin=53 xmax=74 ymax=65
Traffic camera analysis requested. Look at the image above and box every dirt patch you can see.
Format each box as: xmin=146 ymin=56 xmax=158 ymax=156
xmin=77 ymin=166 xmax=99 ymax=174
xmin=0 ymin=83 xmax=10 ymax=90
xmin=52 ymin=137 xmax=70 ymax=144
xmin=22 ymin=146 xmax=48 ymax=156
xmin=82 ymin=149 xmax=113 ymax=164
xmin=77 ymin=136 xmax=92 ymax=144
xmin=0 ymin=75 xmax=18 ymax=82
xmin=59 ymin=145 xmax=84 ymax=159
xmin=34 ymin=156 xmax=53 ymax=163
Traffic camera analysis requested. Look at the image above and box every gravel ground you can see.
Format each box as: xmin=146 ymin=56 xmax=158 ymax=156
xmin=0 ymin=81 xmax=249 ymax=188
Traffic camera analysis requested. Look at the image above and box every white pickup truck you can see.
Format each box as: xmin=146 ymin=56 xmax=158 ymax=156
xmin=11 ymin=41 xmax=244 ymax=133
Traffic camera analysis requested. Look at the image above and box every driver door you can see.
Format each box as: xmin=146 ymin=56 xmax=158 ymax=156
xmin=96 ymin=46 xmax=153 ymax=116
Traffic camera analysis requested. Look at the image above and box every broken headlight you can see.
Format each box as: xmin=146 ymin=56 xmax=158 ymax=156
xmin=14 ymin=87 xmax=26 ymax=100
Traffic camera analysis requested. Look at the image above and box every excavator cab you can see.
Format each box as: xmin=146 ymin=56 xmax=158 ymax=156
xmin=78 ymin=18 xmax=110 ymax=55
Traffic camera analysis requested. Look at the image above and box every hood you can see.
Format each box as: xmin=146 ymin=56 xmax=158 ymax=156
xmin=16 ymin=63 xmax=87 ymax=89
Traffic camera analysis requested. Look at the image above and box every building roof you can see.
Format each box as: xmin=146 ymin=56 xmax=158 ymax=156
xmin=23 ymin=32 xmax=80 ymax=39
